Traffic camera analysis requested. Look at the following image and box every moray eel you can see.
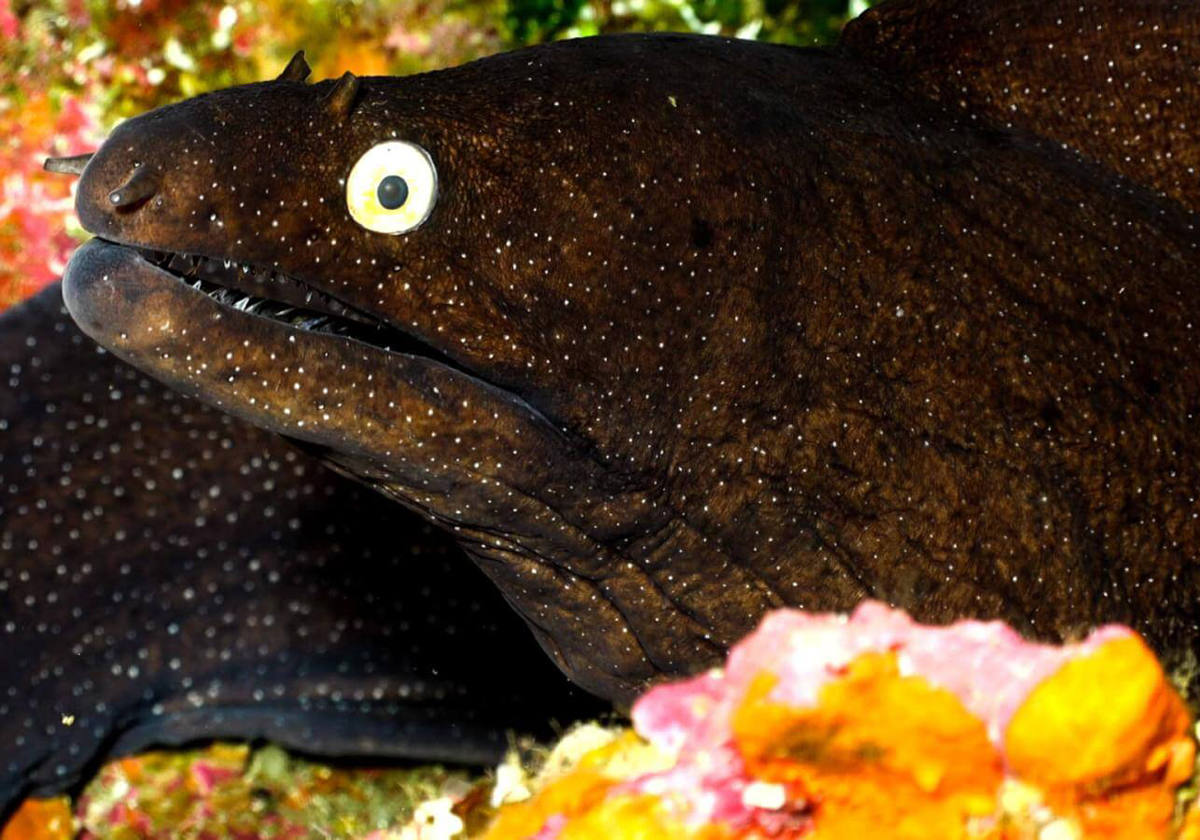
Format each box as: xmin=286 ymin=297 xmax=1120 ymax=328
xmin=0 ymin=287 xmax=602 ymax=821
xmin=37 ymin=0 xmax=1200 ymax=772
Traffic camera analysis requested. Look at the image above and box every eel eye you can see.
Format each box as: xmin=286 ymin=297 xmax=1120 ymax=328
xmin=346 ymin=141 xmax=437 ymax=234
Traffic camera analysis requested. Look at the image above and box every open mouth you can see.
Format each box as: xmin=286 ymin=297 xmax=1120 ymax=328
xmin=128 ymin=241 xmax=458 ymax=364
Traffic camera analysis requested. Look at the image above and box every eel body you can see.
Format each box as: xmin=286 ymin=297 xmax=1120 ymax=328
xmin=0 ymin=287 xmax=602 ymax=821
xmin=11 ymin=0 xmax=1200 ymax=814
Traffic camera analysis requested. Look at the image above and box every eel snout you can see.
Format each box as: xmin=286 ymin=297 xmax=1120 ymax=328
xmin=46 ymin=146 xmax=163 ymax=238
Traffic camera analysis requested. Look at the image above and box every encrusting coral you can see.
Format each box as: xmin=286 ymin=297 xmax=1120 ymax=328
xmin=482 ymin=602 xmax=1197 ymax=840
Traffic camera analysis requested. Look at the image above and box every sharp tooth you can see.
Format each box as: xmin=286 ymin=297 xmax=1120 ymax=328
xmin=192 ymin=280 xmax=202 ymax=289
xmin=233 ymin=297 xmax=250 ymax=311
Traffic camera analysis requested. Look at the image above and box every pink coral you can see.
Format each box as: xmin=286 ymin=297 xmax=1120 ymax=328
xmin=0 ymin=0 xmax=19 ymax=39
xmin=642 ymin=602 xmax=1130 ymax=748
xmin=626 ymin=601 xmax=1135 ymax=831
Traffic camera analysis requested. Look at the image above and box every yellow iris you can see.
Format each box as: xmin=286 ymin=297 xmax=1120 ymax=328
xmin=345 ymin=141 xmax=438 ymax=234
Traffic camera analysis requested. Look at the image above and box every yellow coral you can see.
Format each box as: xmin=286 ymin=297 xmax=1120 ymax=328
xmin=731 ymin=653 xmax=1002 ymax=840
xmin=1004 ymin=637 xmax=1195 ymax=840
xmin=558 ymin=793 xmax=729 ymax=840
xmin=482 ymin=732 xmax=647 ymax=840
xmin=1180 ymin=801 xmax=1200 ymax=840
xmin=0 ymin=798 xmax=73 ymax=840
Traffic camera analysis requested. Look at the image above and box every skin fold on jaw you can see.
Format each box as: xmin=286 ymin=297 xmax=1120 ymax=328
xmin=59 ymin=24 xmax=1200 ymax=705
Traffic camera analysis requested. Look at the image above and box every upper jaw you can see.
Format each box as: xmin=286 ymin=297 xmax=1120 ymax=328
xmin=109 ymin=237 xmax=458 ymax=362
xmin=136 ymin=244 xmax=376 ymax=326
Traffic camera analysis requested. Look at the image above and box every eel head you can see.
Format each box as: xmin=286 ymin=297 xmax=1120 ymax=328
xmin=59 ymin=38 xmax=790 ymax=704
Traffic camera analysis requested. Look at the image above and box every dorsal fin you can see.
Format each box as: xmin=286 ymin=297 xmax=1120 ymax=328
xmin=841 ymin=0 xmax=1200 ymax=213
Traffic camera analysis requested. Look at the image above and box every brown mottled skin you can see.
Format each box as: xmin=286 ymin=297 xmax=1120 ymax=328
xmin=59 ymin=0 xmax=1199 ymax=706
xmin=842 ymin=0 xmax=1200 ymax=213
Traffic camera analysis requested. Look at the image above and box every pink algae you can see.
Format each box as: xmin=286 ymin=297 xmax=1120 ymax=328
xmin=636 ymin=601 xmax=1132 ymax=752
xmin=625 ymin=601 xmax=1136 ymax=831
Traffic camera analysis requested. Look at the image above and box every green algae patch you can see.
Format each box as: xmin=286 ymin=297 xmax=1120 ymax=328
xmin=75 ymin=743 xmax=470 ymax=839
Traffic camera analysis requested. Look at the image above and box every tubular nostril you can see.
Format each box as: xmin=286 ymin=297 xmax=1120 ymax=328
xmin=108 ymin=165 xmax=158 ymax=209
xmin=43 ymin=153 xmax=94 ymax=175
